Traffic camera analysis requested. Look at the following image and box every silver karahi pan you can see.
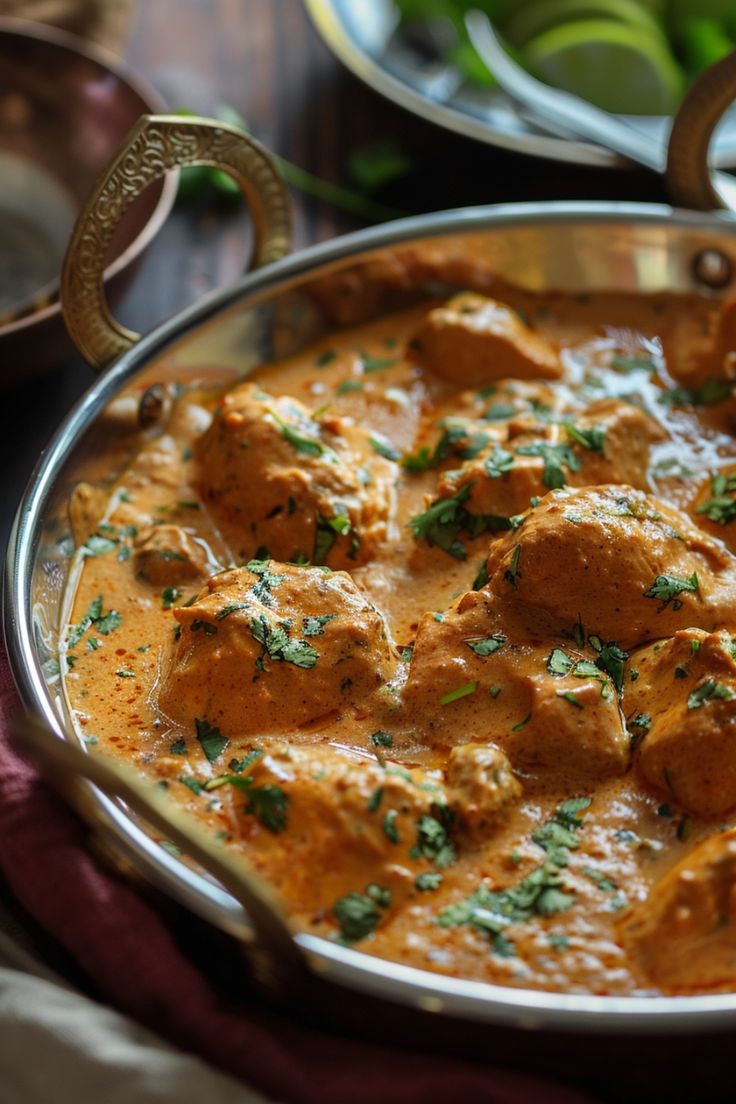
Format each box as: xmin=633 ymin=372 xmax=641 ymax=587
xmin=6 ymin=61 xmax=736 ymax=1093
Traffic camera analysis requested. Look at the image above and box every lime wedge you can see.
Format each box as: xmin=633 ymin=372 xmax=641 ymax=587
xmin=503 ymin=0 xmax=666 ymax=48
xmin=522 ymin=18 xmax=685 ymax=114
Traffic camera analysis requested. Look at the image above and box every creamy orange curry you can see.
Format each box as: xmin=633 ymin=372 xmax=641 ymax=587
xmin=60 ymin=261 xmax=736 ymax=997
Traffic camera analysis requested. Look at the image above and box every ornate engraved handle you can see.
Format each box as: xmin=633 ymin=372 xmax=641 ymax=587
xmin=61 ymin=114 xmax=292 ymax=372
xmin=667 ymin=51 xmax=736 ymax=212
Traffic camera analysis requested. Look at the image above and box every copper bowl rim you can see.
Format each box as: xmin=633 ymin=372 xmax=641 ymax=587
xmin=0 ymin=15 xmax=178 ymax=339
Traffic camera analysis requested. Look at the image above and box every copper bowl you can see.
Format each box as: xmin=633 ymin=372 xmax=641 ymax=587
xmin=0 ymin=16 xmax=177 ymax=382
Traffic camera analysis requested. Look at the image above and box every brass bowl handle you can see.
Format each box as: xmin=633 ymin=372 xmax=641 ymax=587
xmin=61 ymin=114 xmax=292 ymax=372
xmin=667 ymin=51 xmax=736 ymax=212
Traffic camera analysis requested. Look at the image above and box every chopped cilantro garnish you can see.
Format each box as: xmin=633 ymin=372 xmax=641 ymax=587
xmin=162 ymin=586 xmax=182 ymax=610
xmin=511 ymin=711 xmax=531 ymax=731
xmin=336 ymin=378 xmax=362 ymax=395
xmin=216 ymin=602 xmax=249 ymax=620
xmin=440 ymin=681 xmax=477 ymax=705
xmin=333 ymin=892 xmax=380 ymax=942
xmin=560 ymin=690 xmax=583 ymax=708
xmin=302 ymin=614 xmax=335 ymax=636
xmin=659 ymin=379 xmax=733 ymax=407
xmin=316 ymin=349 xmax=337 ymax=366
xmin=245 ymin=784 xmax=288 ymax=833
xmin=314 ymin=513 xmax=353 ymax=564
xmin=170 ymin=739 xmax=186 ymax=755
xmin=472 ymin=560 xmax=489 ymax=590
xmin=371 ymin=730 xmax=393 ymax=748
xmin=249 ymin=615 xmax=319 ymax=670
xmin=415 ymin=871 xmax=443 ymax=892
xmin=361 ymin=354 xmax=397 ymax=374
xmin=411 ymin=812 xmax=455 ymax=868
xmin=115 ymin=668 xmax=135 ymax=678
xmin=644 ymin=572 xmax=699 ymax=611
xmin=465 ymin=634 xmax=505 ymax=657
xmin=611 ymin=354 xmax=656 ymax=374
xmin=271 ymin=411 xmax=330 ymax=457
xmin=408 ymin=483 xmax=511 ymax=560
xmin=84 ymin=533 xmax=117 ymax=557
xmin=67 ymin=596 xmax=122 ymax=647
xmin=246 ymin=560 xmax=282 ymax=606
xmin=687 ymin=679 xmax=735 ymax=709
xmin=564 ymin=423 xmax=605 ymax=452
xmin=369 ymin=433 xmax=400 ymax=461
xmin=695 ymin=472 xmax=736 ymax=525
xmin=368 ymin=787 xmax=384 ymax=813
xmin=581 ymin=867 xmax=617 ymax=892
xmin=483 ymin=402 xmax=518 ymax=421
xmin=365 ymin=883 xmax=392 ymax=908
xmin=382 ymin=809 xmax=400 ymax=843
xmin=180 ymin=775 xmax=204 ymax=795
xmin=195 ymin=718 xmax=229 ymax=762
xmin=483 ymin=445 xmax=514 ymax=479
xmin=504 ymin=544 xmax=521 ymax=588
xmin=515 ymin=441 xmax=581 ymax=489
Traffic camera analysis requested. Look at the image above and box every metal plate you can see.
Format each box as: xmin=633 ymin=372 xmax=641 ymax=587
xmin=305 ymin=0 xmax=736 ymax=169
xmin=8 ymin=201 xmax=736 ymax=1034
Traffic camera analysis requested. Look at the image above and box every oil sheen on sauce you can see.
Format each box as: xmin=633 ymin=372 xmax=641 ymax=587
xmin=61 ymin=282 xmax=736 ymax=997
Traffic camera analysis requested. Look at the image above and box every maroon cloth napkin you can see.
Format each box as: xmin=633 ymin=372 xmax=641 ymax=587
xmin=0 ymin=647 xmax=597 ymax=1104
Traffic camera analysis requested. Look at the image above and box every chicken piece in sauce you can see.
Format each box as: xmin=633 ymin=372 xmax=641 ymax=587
xmin=621 ymin=828 xmax=736 ymax=991
xmin=208 ymin=743 xmax=466 ymax=915
xmin=402 ymin=589 xmax=630 ymax=781
xmin=484 ymin=485 xmax=736 ymax=650
xmin=134 ymin=524 xmax=216 ymax=585
xmin=628 ymin=628 xmax=736 ymax=816
xmin=157 ymin=561 xmax=396 ymax=739
xmin=411 ymin=292 xmax=561 ymax=384
xmin=196 ymin=383 xmax=392 ymax=566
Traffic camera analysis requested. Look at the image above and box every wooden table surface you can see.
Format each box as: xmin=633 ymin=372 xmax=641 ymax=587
xmin=0 ymin=0 xmax=669 ymax=549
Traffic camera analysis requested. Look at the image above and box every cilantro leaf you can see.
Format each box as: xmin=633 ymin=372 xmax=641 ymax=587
xmin=302 ymin=614 xmax=335 ymax=636
xmin=564 ymin=423 xmax=605 ymax=452
xmin=333 ymin=892 xmax=380 ymax=942
xmin=195 ymin=718 xmax=229 ymax=763
xmin=687 ymin=679 xmax=735 ymax=709
xmin=695 ymin=472 xmax=736 ymax=525
xmin=515 ymin=441 xmax=581 ymax=489
xmin=408 ymin=483 xmax=511 ymax=560
xmin=411 ymin=813 xmax=456 ymax=868
xmin=245 ymin=784 xmax=289 ymax=833
xmin=465 ymin=634 xmax=505 ymax=657
xmin=644 ymin=572 xmax=699 ymax=611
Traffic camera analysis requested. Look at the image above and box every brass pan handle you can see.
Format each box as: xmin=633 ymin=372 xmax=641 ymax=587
xmin=667 ymin=51 xmax=736 ymax=212
xmin=61 ymin=114 xmax=292 ymax=372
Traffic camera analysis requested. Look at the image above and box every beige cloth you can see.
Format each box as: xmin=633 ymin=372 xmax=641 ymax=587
xmin=0 ymin=909 xmax=275 ymax=1104
xmin=0 ymin=0 xmax=136 ymax=50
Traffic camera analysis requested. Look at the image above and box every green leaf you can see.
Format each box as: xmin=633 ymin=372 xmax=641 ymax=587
xmin=369 ymin=433 xmax=401 ymax=461
xmin=371 ymin=730 xmax=393 ymax=747
xmin=465 ymin=634 xmax=505 ymax=657
xmin=162 ymin=586 xmax=182 ymax=610
xmin=695 ymin=472 xmax=736 ymax=525
xmin=302 ymin=614 xmax=335 ymax=636
xmin=246 ymin=784 xmax=289 ymax=833
xmin=440 ymin=681 xmax=477 ymax=705
xmin=644 ymin=572 xmax=699 ymax=611
xmin=415 ymin=871 xmax=443 ymax=891
xmin=333 ymin=892 xmax=380 ymax=943
xmin=412 ymin=813 xmax=456 ymax=868
xmin=195 ymin=718 xmax=229 ymax=763
xmin=515 ymin=441 xmax=581 ymax=489
xmin=346 ymin=138 xmax=412 ymax=192
xmin=84 ymin=534 xmax=117 ymax=557
xmin=687 ymin=678 xmax=735 ymax=709
xmin=564 ymin=422 xmax=605 ymax=453
xmin=383 ymin=809 xmax=400 ymax=843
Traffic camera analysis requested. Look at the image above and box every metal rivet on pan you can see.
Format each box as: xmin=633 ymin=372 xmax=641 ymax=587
xmin=138 ymin=383 xmax=170 ymax=429
xmin=691 ymin=248 xmax=734 ymax=290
